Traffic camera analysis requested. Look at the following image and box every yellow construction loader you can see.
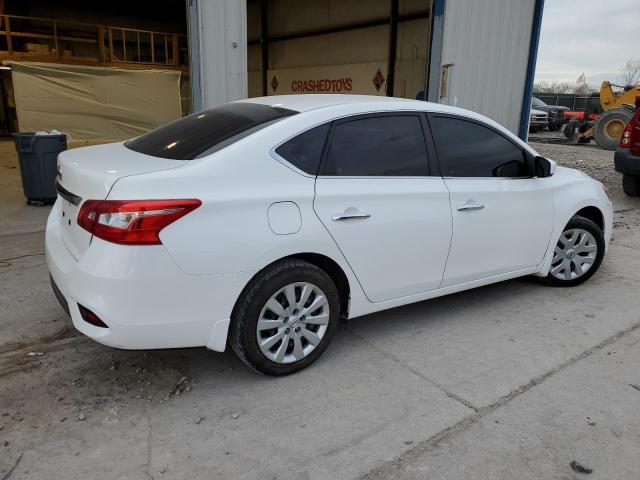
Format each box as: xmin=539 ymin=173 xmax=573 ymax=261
xmin=564 ymin=81 xmax=640 ymax=149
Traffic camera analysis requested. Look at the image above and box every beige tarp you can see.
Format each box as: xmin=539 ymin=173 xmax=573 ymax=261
xmin=6 ymin=61 xmax=182 ymax=142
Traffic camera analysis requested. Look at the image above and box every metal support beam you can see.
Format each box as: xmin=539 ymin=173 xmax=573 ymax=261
xmin=187 ymin=0 xmax=247 ymax=111
xmin=427 ymin=0 xmax=445 ymax=102
xmin=261 ymin=0 xmax=269 ymax=96
xmin=386 ymin=0 xmax=398 ymax=96
xmin=187 ymin=0 xmax=203 ymax=112
xmin=518 ymin=0 xmax=545 ymax=140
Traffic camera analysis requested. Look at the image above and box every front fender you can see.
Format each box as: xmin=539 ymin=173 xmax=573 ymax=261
xmin=537 ymin=170 xmax=612 ymax=276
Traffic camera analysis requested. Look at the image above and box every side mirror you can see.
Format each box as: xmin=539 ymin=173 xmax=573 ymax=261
xmin=534 ymin=156 xmax=556 ymax=177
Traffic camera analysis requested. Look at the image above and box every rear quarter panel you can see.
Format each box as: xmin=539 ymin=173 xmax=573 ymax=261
xmin=106 ymin=114 xmax=372 ymax=317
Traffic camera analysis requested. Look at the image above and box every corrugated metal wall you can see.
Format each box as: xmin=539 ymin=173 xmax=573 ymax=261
xmin=438 ymin=0 xmax=535 ymax=133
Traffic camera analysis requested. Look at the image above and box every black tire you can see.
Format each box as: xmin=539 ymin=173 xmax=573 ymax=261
xmin=545 ymin=216 xmax=605 ymax=287
xmin=593 ymin=108 xmax=633 ymax=150
xmin=529 ymin=126 xmax=541 ymax=133
xmin=622 ymin=174 xmax=640 ymax=197
xmin=229 ymin=259 xmax=340 ymax=376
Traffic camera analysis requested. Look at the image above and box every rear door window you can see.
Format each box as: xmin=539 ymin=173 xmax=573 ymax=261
xmin=125 ymin=103 xmax=297 ymax=160
xmin=275 ymin=123 xmax=330 ymax=175
xmin=320 ymin=115 xmax=429 ymax=176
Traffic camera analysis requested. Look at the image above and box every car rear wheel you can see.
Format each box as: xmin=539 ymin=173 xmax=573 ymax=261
xmin=545 ymin=216 xmax=605 ymax=287
xmin=622 ymin=174 xmax=640 ymax=197
xmin=229 ymin=259 xmax=340 ymax=375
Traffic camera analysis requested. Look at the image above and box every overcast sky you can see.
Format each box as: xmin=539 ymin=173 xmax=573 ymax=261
xmin=535 ymin=0 xmax=638 ymax=86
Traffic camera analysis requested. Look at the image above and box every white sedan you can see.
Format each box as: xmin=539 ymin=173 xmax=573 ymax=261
xmin=47 ymin=95 xmax=613 ymax=375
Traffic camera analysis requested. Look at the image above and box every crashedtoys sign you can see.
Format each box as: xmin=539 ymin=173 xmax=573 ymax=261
xmin=268 ymin=63 xmax=387 ymax=95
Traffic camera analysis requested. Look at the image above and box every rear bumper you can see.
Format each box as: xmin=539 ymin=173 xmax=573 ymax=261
xmin=614 ymin=148 xmax=640 ymax=176
xmin=45 ymin=206 xmax=252 ymax=352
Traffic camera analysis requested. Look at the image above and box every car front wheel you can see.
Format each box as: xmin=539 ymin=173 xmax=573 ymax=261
xmin=545 ymin=216 xmax=605 ymax=287
xmin=229 ymin=259 xmax=340 ymax=375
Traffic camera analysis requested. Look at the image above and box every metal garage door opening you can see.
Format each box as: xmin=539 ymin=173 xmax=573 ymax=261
xmin=246 ymin=0 xmax=431 ymax=100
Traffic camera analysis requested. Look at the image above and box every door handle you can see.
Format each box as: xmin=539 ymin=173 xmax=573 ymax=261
xmin=457 ymin=202 xmax=485 ymax=212
xmin=332 ymin=210 xmax=371 ymax=221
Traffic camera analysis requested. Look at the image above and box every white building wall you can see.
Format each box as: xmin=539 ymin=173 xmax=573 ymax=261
xmin=438 ymin=0 xmax=535 ymax=133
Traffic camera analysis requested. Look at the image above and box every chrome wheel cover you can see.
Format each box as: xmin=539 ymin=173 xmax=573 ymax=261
xmin=550 ymin=228 xmax=598 ymax=281
xmin=256 ymin=282 xmax=330 ymax=364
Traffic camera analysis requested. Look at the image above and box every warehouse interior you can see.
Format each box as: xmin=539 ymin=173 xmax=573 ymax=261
xmin=1 ymin=0 xmax=541 ymax=141
xmin=1 ymin=0 xmax=435 ymax=141
xmin=246 ymin=0 xmax=431 ymax=99
xmin=0 ymin=0 xmax=189 ymax=139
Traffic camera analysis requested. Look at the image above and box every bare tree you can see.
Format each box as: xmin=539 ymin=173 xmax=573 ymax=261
xmin=619 ymin=59 xmax=640 ymax=86
xmin=533 ymin=81 xmax=575 ymax=94
xmin=533 ymin=81 xmax=552 ymax=93
xmin=573 ymin=83 xmax=592 ymax=95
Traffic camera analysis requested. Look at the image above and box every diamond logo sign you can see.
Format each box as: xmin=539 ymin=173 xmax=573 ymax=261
xmin=372 ymin=68 xmax=385 ymax=92
xmin=271 ymin=75 xmax=279 ymax=92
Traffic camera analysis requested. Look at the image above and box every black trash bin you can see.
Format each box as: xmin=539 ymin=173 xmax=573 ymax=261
xmin=14 ymin=132 xmax=67 ymax=205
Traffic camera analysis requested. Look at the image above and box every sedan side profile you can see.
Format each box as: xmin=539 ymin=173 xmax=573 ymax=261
xmin=47 ymin=95 xmax=613 ymax=375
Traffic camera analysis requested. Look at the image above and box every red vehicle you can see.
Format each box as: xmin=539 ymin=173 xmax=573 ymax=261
xmin=614 ymin=105 xmax=640 ymax=196
xmin=563 ymin=111 xmax=600 ymax=122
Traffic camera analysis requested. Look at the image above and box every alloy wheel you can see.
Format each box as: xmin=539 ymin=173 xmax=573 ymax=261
xmin=256 ymin=282 xmax=330 ymax=364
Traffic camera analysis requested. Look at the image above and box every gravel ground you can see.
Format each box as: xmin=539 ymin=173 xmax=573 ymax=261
xmin=529 ymin=140 xmax=620 ymax=193
xmin=529 ymin=140 xmax=640 ymax=232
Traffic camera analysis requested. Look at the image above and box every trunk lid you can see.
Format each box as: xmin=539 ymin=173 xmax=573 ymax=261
xmin=55 ymin=142 xmax=187 ymax=259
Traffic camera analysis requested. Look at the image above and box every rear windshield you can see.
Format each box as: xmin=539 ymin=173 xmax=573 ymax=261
xmin=125 ymin=103 xmax=298 ymax=160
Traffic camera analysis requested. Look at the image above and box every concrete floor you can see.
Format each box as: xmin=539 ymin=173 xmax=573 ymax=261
xmin=1 ymin=138 xmax=640 ymax=479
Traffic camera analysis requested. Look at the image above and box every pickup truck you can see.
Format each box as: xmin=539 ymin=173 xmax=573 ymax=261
xmin=529 ymin=108 xmax=548 ymax=133
xmin=532 ymin=97 xmax=569 ymax=130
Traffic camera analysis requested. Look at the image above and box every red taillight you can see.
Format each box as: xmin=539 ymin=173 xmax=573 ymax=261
xmin=620 ymin=123 xmax=633 ymax=148
xmin=77 ymin=199 xmax=201 ymax=245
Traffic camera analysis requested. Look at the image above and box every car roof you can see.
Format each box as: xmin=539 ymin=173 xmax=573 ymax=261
xmin=239 ymin=94 xmax=461 ymax=115
xmin=237 ymin=94 xmax=536 ymax=156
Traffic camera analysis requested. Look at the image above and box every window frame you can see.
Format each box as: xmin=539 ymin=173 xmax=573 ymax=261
xmin=316 ymin=112 xmax=433 ymax=179
xmin=424 ymin=112 xmax=535 ymax=180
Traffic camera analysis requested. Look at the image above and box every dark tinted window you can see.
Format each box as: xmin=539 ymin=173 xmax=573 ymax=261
xmin=431 ymin=116 xmax=529 ymax=177
xmin=125 ymin=103 xmax=297 ymax=160
xmin=321 ymin=116 xmax=428 ymax=176
xmin=275 ymin=123 xmax=330 ymax=174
